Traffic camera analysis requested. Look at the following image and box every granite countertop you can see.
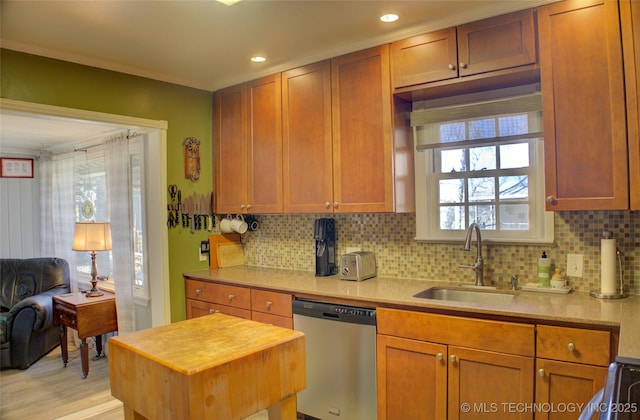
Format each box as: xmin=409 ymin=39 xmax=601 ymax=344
xmin=183 ymin=265 xmax=640 ymax=359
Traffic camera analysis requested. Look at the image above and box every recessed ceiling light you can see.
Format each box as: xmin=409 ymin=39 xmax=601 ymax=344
xmin=251 ymin=56 xmax=266 ymax=63
xmin=380 ymin=13 xmax=399 ymax=23
xmin=216 ymin=0 xmax=242 ymax=6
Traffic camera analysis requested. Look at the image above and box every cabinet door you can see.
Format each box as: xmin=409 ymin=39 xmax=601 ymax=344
xmin=457 ymin=9 xmax=536 ymax=77
xmin=331 ymin=45 xmax=394 ymax=212
xmin=391 ymin=27 xmax=458 ymax=88
xmin=282 ymin=61 xmax=334 ymax=213
xmin=448 ymin=346 xmax=534 ymax=420
xmin=538 ymin=0 xmax=629 ymax=210
xmin=377 ymin=334 xmax=447 ymax=420
xmin=535 ymin=359 xmax=607 ymax=420
xmin=246 ymin=74 xmax=283 ymax=213
xmin=214 ymin=83 xmax=247 ymax=214
xmin=251 ymin=311 xmax=292 ymax=329
xmin=622 ymin=0 xmax=640 ymax=210
xmin=186 ymin=298 xmax=251 ymax=320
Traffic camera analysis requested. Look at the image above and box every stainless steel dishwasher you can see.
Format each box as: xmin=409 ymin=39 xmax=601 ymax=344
xmin=293 ymin=299 xmax=377 ymax=420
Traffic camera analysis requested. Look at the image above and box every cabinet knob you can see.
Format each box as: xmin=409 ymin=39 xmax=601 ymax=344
xmin=195 ymin=289 xmax=203 ymax=295
xmin=436 ymin=352 xmax=443 ymax=361
xmin=333 ymin=202 xmax=339 ymax=209
xmin=459 ymin=62 xmax=468 ymax=69
xmin=240 ymin=204 xmax=246 ymax=209
xmin=246 ymin=204 xmax=252 ymax=210
xmin=209 ymin=309 xmax=215 ymax=314
xmin=325 ymin=202 xmax=331 ymax=209
xmin=228 ymin=294 xmax=235 ymax=301
xmin=449 ymin=355 xmax=457 ymax=363
xmin=266 ymin=301 xmax=272 ymax=309
xmin=567 ymin=343 xmax=576 ymax=352
xmin=448 ymin=63 xmax=456 ymax=71
xmin=546 ymin=195 xmax=556 ymax=204
xmin=538 ymin=368 xmax=545 ymax=377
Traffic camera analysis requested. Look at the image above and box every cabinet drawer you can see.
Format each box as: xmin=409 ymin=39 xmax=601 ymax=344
xmin=250 ymin=289 xmax=292 ymax=317
xmin=185 ymin=279 xmax=251 ymax=309
xmin=186 ymin=298 xmax=251 ymax=320
xmin=536 ymin=325 xmax=611 ymax=366
xmin=377 ymin=308 xmax=534 ymax=357
xmin=251 ymin=311 xmax=293 ymax=329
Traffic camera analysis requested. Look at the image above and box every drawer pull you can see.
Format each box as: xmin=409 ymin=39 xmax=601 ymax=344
xmin=567 ymin=343 xmax=576 ymax=352
xmin=449 ymin=355 xmax=457 ymax=363
xmin=228 ymin=294 xmax=235 ymax=302
xmin=196 ymin=289 xmax=203 ymax=295
xmin=538 ymin=369 xmax=545 ymax=377
xmin=266 ymin=301 xmax=272 ymax=309
xmin=436 ymin=353 xmax=443 ymax=361
xmin=209 ymin=309 xmax=215 ymax=314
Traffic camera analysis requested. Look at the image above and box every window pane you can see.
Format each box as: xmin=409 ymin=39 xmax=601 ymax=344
xmin=439 ymin=179 xmax=465 ymax=203
xmin=498 ymin=114 xmax=528 ymax=136
xmin=499 ymin=175 xmax=528 ymax=200
xmin=499 ymin=204 xmax=529 ymax=230
xmin=440 ymin=149 xmax=466 ymax=173
xmin=470 ymin=146 xmax=496 ymax=171
xmin=440 ymin=122 xmax=466 ymax=143
xmin=440 ymin=206 xmax=465 ymax=230
xmin=469 ymin=118 xmax=495 ymax=140
xmin=469 ymin=205 xmax=496 ymax=230
xmin=469 ymin=177 xmax=494 ymax=202
xmin=500 ymin=143 xmax=529 ymax=169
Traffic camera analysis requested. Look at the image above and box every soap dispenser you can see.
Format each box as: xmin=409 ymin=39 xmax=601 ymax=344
xmin=538 ymin=251 xmax=551 ymax=287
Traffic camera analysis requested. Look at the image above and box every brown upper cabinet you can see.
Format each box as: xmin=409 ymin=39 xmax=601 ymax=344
xmin=621 ymin=0 xmax=640 ymax=210
xmin=282 ymin=61 xmax=334 ymax=213
xmin=214 ymin=74 xmax=283 ymax=214
xmin=281 ymin=47 xmax=414 ymax=213
xmin=391 ymin=9 xmax=538 ymax=99
xmin=538 ymin=0 xmax=634 ymax=210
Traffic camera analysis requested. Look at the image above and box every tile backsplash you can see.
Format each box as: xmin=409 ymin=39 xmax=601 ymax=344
xmin=238 ymin=211 xmax=639 ymax=295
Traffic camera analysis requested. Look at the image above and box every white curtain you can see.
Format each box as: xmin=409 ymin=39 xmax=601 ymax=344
xmin=40 ymin=152 xmax=78 ymax=291
xmin=104 ymin=135 xmax=136 ymax=334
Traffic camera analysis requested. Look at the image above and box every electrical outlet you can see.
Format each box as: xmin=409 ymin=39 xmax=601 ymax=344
xmin=566 ymin=254 xmax=583 ymax=277
xmin=199 ymin=247 xmax=207 ymax=262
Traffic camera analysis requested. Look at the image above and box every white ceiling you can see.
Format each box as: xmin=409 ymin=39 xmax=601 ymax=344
xmin=0 ymin=0 xmax=557 ymax=153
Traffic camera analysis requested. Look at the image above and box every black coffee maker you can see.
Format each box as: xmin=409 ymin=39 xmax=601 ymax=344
xmin=315 ymin=218 xmax=337 ymax=276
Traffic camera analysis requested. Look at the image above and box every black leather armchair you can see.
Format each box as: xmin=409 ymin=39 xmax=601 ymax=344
xmin=0 ymin=258 xmax=70 ymax=369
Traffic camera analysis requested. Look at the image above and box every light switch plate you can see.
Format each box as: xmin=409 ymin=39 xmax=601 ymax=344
xmin=199 ymin=247 xmax=207 ymax=262
xmin=566 ymin=254 xmax=583 ymax=277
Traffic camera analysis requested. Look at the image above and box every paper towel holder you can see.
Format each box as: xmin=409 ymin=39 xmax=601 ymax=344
xmin=590 ymin=238 xmax=628 ymax=299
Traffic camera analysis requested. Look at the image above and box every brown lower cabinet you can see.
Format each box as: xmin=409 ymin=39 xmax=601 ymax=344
xmin=377 ymin=308 xmax=535 ymax=420
xmin=184 ymin=278 xmax=293 ymax=329
xmin=377 ymin=308 xmax=614 ymax=420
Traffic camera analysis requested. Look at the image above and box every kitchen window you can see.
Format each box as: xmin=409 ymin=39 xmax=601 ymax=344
xmin=413 ymin=85 xmax=554 ymax=243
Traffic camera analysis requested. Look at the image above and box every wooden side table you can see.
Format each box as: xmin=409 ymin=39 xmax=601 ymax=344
xmin=53 ymin=291 xmax=118 ymax=379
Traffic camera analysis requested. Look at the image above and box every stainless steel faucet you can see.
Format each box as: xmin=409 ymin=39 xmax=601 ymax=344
xmin=459 ymin=222 xmax=484 ymax=286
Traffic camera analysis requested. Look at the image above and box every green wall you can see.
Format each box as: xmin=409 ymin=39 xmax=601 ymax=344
xmin=1 ymin=49 xmax=213 ymax=322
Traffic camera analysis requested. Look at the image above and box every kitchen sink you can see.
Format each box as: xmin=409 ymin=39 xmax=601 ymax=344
xmin=413 ymin=286 xmax=517 ymax=305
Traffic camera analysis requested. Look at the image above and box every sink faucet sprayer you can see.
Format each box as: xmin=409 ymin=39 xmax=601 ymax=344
xmin=459 ymin=222 xmax=484 ymax=286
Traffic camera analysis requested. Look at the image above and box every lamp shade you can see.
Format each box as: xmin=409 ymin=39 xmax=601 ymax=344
xmin=72 ymin=222 xmax=112 ymax=252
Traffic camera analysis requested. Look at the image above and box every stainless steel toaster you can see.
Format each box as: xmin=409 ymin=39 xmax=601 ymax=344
xmin=339 ymin=251 xmax=376 ymax=281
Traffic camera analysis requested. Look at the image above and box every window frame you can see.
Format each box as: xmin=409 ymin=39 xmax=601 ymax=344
xmin=412 ymin=88 xmax=554 ymax=244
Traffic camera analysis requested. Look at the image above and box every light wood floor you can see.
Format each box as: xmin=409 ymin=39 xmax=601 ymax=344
xmin=0 ymin=339 xmax=272 ymax=420
xmin=0 ymin=340 xmax=124 ymax=420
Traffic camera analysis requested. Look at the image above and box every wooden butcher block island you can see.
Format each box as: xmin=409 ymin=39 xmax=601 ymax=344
xmin=108 ymin=313 xmax=306 ymax=420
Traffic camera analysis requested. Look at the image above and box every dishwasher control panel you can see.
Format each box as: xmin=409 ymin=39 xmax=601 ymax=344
xmin=292 ymin=299 xmax=376 ymax=325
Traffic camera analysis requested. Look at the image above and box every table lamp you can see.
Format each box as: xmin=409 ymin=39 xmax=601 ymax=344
xmin=72 ymin=222 xmax=112 ymax=297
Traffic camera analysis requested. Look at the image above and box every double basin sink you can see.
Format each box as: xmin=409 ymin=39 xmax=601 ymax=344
xmin=414 ymin=286 xmax=518 ymax=305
